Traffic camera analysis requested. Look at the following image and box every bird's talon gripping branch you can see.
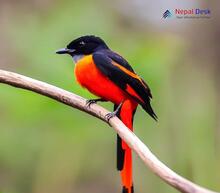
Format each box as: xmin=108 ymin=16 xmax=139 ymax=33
xmin=105 ymin=112 xmax=116 ymax=121
xmin=86 ymin=98 xmax=107 ymax=108
xmin=105 ymin=102 xmax=123 ymax=121
xmin=86 ymin=99 xmax=98 ymax=108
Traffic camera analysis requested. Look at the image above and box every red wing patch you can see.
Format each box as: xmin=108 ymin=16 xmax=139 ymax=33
xmin=126 ymin=84 xmax=144 ymax=103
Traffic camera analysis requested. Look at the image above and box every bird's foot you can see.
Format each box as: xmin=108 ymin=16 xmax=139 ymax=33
xmin=105 ymin=102 xmax=123 ymax=121
xmin=86 ymin=98 xmax=107 ymax=108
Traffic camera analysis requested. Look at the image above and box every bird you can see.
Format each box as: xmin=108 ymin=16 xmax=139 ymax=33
xmin=56 ymin=35 xmax=157 ymax=193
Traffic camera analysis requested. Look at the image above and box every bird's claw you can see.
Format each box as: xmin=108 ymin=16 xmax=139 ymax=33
xmin=105 ymin=102 xmax=123 ymax=122
xmin=86 ymin=98 xmax=107 ymax=108
xmin=105 ymin=112 xmax=117 ymax=121
xmin=86 ymin=99 xmax=97 ymax=108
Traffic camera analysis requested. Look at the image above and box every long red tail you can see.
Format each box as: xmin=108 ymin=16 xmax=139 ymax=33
xmin=115 ymin=100 xmax=137 ymax=193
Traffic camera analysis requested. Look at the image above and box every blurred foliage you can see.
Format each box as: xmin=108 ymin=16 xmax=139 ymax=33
xmin=0 ymin=0 xmax=219 ymax=193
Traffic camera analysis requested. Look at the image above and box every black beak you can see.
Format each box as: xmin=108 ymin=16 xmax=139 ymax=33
xmin=56 ymin=48 xmax=75 ymax=54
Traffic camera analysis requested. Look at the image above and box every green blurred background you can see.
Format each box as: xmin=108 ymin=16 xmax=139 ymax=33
xmin=0 ymin=0 xmax=219 ymax=193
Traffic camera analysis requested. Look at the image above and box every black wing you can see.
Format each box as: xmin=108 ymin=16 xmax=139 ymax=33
xmin=93 ymin=51 xmax=157 ymax=120
xmin=103 ymin=49 xmax=135 ymax=72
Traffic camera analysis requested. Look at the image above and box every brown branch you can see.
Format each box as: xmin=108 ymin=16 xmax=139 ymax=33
xmin=0 ymin=69 xmax=218 ymax=193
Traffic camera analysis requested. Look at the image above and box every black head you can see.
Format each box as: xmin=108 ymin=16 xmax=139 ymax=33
xmin=56 ymin=35 xmax=108 ymax=56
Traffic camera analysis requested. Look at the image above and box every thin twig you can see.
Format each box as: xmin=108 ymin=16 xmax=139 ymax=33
xmin=0 ymin=69 xmax=218 ymax=193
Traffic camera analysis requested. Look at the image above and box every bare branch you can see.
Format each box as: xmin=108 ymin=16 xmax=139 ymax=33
xmin=0 ymin=69 xmax=218 ymax=193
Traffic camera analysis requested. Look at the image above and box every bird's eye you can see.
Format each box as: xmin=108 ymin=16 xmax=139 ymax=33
xmin=79 ymin=41 xmax=85 ymax=46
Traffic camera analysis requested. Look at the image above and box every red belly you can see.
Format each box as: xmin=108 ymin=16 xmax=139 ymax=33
xmin=74 ymin=55 xmax=130 ymax=105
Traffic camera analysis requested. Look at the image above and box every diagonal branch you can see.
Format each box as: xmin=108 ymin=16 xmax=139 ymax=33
xmin=0 ymin=69 xmax=218 ymax=193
